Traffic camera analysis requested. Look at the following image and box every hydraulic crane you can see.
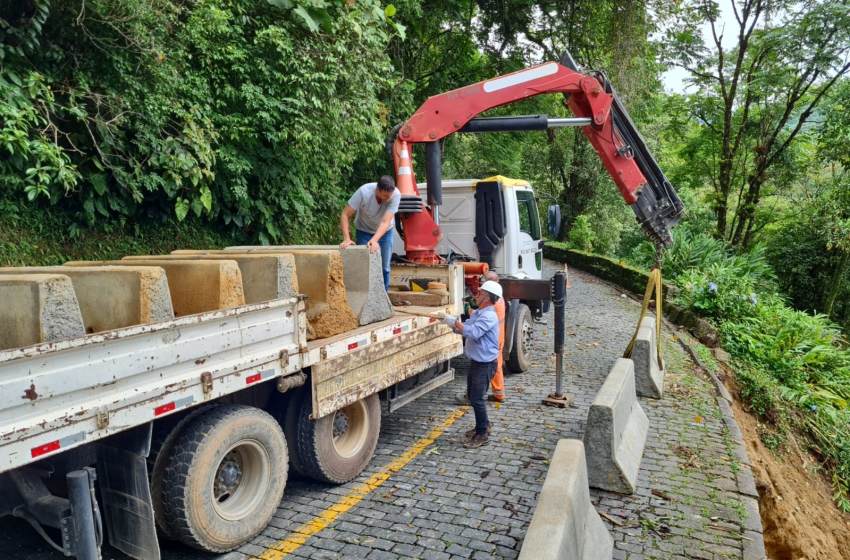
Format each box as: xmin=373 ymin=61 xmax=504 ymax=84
xmin=387 ymin=50 xmax=685 ymax=265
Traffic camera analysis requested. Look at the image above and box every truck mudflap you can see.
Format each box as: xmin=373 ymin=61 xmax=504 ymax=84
xmin=311 ymin=323 xmax=462 ymax=419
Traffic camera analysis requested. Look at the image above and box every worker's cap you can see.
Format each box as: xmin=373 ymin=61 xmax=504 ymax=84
xmin=480 ymin=280 xmax=503 ymax=299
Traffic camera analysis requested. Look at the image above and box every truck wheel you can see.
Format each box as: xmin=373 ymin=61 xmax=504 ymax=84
xmin=295 ymin=393 xmax=381 ymax=484
xmin=507 ymin=304 xmax=533 ymax=373
xmin=159 ymin=405 xmax=287 ymax=552
xmin=282 ymin=390 xmax=309 ymax=478
xmin=149 ymin=404 xmax=219 ymax=539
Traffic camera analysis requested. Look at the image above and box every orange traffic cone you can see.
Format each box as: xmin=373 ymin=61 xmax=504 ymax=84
xmin=395 ymin=140 xmax=416 ymax=194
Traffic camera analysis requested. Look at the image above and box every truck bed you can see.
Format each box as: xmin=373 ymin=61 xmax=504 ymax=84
xmin=0 ymin=297 xmax=306 ymax=474
xmin=0 ymin=263 xmax=465 ymax=474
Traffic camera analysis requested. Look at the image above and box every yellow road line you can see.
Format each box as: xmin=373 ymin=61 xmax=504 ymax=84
xmin=254 ymin=407 xmax=466 ymax=560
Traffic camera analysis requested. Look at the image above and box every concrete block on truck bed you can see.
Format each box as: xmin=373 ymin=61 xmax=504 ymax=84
xmin=219 ymin=245 xmax=393 ymax=325
xmin=0 ymin=266 xmax=173 ymax=333
xmin=517 ymin=439 xmax=613 ymax=560
xmin=64 ymin=260 xmax=244 ymax=317
xmin=285 ymin=251 xmax=359 ymax=339
xmin=0 ymin=274 xmax=85 ymax=350
xmin=172 ymin=249 xmax=358 ymax=339
xmin=122 ymin=254 xmax=298 ymax=304
xmin=584 ymin=358 xmax=648 ymax=494
xmin=632 ymin=316 xmax=665 ymax=398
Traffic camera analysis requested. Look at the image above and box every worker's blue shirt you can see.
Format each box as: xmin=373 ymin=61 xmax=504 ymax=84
xmin=461 ymin=305 xmax=500 ymax=362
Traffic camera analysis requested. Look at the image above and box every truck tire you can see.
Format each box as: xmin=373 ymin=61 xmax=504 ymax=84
xmin=149 ymin=404 xmax=219 ymax=540
xmin=507 ymin=304 xmax=533 ymax=373
xmin=294 ymin=393 xmax=381 ymax=484
xmin=282 ymin=390 xmax=309 ymax=478
xmin=159 ymin=405 xmax=288 ymax=552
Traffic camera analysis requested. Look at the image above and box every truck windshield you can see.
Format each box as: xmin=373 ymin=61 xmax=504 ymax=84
xmin=516 ymin=190 xmax=541 ymax=240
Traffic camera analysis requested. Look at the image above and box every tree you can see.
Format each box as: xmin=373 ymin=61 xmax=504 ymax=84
xmin=818 ymin=79 xmax=850 ymax=319
xmin=663 ymin=0 xmax=850 ymax=247
xmin=1 ymin=0 xmax=400 ymax=243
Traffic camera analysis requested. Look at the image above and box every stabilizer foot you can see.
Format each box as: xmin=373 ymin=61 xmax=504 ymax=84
xmin=542 ymin=393 xmax=574 ymax=408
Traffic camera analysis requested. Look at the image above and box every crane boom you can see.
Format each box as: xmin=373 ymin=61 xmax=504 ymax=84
xmin=389 ymin=50 xmax=684 ymax=264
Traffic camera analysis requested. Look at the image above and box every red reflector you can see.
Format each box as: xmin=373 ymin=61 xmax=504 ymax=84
xmin=246 ymin=373 xmax=262 ymax=385
xmin=393 ymin=327 xmax=402 ymax=335
xmin=155 ymin=402 xmax=176 ymax=416
xmin=347 ymin=342 xmax=358 ymax=351
xmin=429 ymin=318 xmax=436 ymax=323
xmin=31 ymin=440 xmax=60 ymax=458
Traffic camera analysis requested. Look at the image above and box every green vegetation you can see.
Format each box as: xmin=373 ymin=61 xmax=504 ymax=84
xmin=0 ymin=205 xmax=236 ymax=266
xmin=1 ymin=0 xmax=401 ymax=245
xmin=2 ymin=0 xmax=850 ymax=511
xmin=626 ymin=228 xmax=850 ymax=512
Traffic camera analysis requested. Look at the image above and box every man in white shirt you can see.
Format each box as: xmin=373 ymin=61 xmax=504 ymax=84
xmin=339 ymin=176 xmax=401 ymax=290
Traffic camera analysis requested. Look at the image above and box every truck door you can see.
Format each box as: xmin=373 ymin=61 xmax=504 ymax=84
xmin=514 ymin=189 xmax=543 ymax=280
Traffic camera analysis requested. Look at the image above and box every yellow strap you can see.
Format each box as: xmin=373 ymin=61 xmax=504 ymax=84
xmin=623 ymin=267 xmax=664 ymax=370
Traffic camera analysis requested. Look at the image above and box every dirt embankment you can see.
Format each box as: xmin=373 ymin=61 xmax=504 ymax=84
xmin=721 ymin=366 xmax=850 ymax=560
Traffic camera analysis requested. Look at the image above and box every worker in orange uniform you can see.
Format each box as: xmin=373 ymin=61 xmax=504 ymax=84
xmin=483 ymin=271 xmax=506 ymax=403
xmin=454 ymin=271 xmax=506 ymax=404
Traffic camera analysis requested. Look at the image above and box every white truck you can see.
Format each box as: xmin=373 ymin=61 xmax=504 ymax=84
xmin=396 ymin=177 xmax=561 ymax=373
xmin=0 ymin=260 xmax=464 ymax=560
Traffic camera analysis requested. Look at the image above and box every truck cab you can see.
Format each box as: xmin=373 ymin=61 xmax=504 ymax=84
xmin=394 ymin=176 xmax=558 ymax=373
xmin=393 ymin=176 xmax=546 ymax=281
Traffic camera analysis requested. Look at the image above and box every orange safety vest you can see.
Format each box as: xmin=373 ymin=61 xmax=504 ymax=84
xmin=491 ymin=298 xmax=506 ymax=401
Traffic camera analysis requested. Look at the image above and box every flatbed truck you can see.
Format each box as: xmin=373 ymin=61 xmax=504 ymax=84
xmin=0 ymin=261 xmax=464 ymax=560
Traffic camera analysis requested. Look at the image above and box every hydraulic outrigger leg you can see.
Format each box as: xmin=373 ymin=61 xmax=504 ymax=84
xmin=543 ymin=270 xmax=573 ymax=408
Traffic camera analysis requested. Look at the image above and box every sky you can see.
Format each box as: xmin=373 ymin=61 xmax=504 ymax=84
xmin=661 ymin=0 xmax=739 ymax=94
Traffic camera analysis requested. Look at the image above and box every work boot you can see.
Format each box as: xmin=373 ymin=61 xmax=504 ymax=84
xmin=464 ymin=423 xmax=492 ymax=438
xmin=455 ymin=393 xmax=469 ymax=405
xmin=487 ymin=395 xmax=505 ymax=403
xmin=463 ymin=433 xmax=489 ymax=448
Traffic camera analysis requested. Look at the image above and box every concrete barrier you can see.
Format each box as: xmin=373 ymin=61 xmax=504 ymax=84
xmin=0 ymin=274 xmax=86 ymax=350
xmin=122 ymin=254 xmax=298 ymax=304
xmin=0 ymin=266 xmax=173 ymax=332
xmin=633 ymin=316 xmax=665 ymax=398
xmin=518 ymin=439 xmax=613 ymax=560
xmin=65 ymin=260 xmax=244 ymax=317
xmin=219 ymin=246 xmax=393 ymax=326
xmin=584 ymin=358 xmax=648 ymax=494
xmin=170 ymin=249 xmax=359 ymax=339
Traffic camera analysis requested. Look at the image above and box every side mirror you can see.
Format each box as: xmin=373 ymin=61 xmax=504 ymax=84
xmin=547 ymin=204 xmax=562 ymax=237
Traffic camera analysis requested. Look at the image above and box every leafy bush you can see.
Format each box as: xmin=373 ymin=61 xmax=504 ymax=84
xmin=721 ymin=296 xmax=850 ymax=384
xmin=673 ymin=265 xmax=760 ymax=321
xmin=567 ymin=214 xmax=595 ymax=252
xmin=0 ymin=204 xmax=238 ymax=266
xmin=631 ymin=227 xmax=776 ymax=287
xmin=646 ymin=225 xmax=850 ymax=511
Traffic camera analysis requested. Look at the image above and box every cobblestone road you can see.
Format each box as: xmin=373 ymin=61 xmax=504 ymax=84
xmin=1 ymin=260 xmax=762 ymax=560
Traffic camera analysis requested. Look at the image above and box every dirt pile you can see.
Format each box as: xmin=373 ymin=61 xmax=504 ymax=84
xmin=722 ymin=368 xmax=850 ymax=560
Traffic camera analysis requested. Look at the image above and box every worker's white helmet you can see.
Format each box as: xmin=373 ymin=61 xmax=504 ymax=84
xmin=480 ymin=280 xmax=503 ymax=299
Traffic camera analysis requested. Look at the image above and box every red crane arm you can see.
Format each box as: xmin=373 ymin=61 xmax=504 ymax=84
xmin=395 ymin=61 xmax=648 ymax=204
xmin=390 ymin=58 xmax=684 ymax=264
